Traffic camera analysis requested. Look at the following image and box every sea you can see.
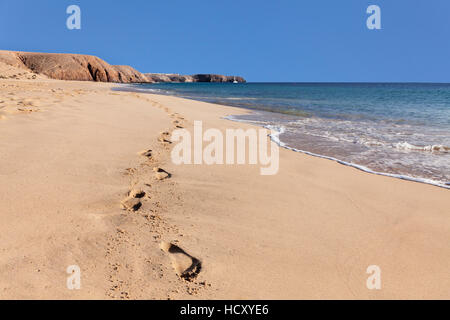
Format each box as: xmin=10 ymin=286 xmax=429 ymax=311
xmin=123 ymin=82 xmax=450 ymax=189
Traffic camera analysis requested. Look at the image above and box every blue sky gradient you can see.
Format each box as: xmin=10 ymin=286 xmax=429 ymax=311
xmin=1 ymin=0 xmax=449 ymax=82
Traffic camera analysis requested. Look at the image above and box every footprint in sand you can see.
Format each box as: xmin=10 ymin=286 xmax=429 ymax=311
xmin=138 ymin=149 xmax=153 ymax=159
xmin=160 ymin=242 xmax=202 ymax=281
xmin=172 ymin=120 xmax=184 ymax=129
xmin=153 ymin=167 xmax=171 ymax=180
xmin=17 ymin=99 xmax=38 ymax=107
xmin=124 ymin=167 xmax=137 ymax=176
xmin=120 ymin=189 xmax=146 ymax=211
xmin=17 ymin=107 xmax=40 ymax=113
xmin=158 ymin=137 xmax=172 ymax=144
xmin=158 ymin=131 xmax=172 ymax=144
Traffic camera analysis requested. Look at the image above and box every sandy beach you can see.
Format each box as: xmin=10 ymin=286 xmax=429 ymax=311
xmin=0 ymin=73 xmax=449 ymax=299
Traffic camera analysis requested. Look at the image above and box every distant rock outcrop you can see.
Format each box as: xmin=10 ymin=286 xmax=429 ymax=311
xmin=191 ymin=74 xmax=246 ymax=83
xmin=145 ymin=73 xmax=246 ymax=83
xmin=0 ymin=50 xmax=246 ymax=84
xmin=145 ymin=73 xmax=194 ymax=83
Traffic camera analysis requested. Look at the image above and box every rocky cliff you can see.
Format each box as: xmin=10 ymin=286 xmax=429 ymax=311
xmin=145 ymin=73 xmax=194 ymax=83
xmin=145 ymin=73 xmax=246 ymax=83
xmin=0 ymin=50 xmax=147 ymax=83
xmin=192 ymin=74 xmax=246 ymax=83
xmin=0 ymin=50 xmax=246 ymax=84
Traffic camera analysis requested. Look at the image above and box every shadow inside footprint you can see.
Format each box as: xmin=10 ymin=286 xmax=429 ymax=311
xmin=158 ymin=131 xmax=172 ymax=144
xmin=130 ymin=189 xmax=146 ymax=199
xmin=139 ymin=149 xmax=152 ymax=158
xmin=121 ymin=189 xmax=145 ymax=211
xmin=121 ymin=197 xmax=142 ymax=211
xmin=153 ymin=167 xmax=172 ymax=180
xmin=160 ymin=242 xmax=202 ymax=281
xmin=158 ymin=137 xmax=172 ymax=144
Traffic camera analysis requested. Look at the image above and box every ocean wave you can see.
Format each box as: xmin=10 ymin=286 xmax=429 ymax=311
xmin=113 ymin=84 xmax=167 ymax=94
xmin=272 ymin=139 xmax=450 ymax=190
xmin=394 ymin=142 xmax=450 ymax=153
xmin=224 ymin=115 xmax=450 ymax=190
xmin=265 ymin=124 xmax=287 ymax=147
xmin=220 ymin=97 xmax=259 ymax=101
xmin=287 ymin=117 xmax=450 ymax=154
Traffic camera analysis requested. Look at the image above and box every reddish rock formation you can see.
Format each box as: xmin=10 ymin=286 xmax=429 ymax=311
xmin=0 ymin=51 xmax=26 ymax=69
xmin=0 ymin=50 xmax=149 ymax=83
xmin=0 ymin=50 xmax=246 ymax=84
xmin=113 ymin=65 xmax=149 ymax=83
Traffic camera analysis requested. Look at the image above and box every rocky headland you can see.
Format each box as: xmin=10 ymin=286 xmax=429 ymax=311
xmin=0 ymin=50 xmax=246 ymax=83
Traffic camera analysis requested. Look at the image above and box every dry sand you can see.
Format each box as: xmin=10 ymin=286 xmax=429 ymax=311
xmin=0 ymin=71 xmax=449 ymax=299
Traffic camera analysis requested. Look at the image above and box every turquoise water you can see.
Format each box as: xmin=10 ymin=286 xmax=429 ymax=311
xmin=126 ymin=83 xmax=450 ymax=188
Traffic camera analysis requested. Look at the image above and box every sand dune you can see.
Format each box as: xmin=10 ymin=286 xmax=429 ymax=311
xmin=0 ymin=61 xmax=44 ymax=81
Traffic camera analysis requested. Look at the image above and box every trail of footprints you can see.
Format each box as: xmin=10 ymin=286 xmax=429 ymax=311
xmin=0 ymin=82 xmax=91 ymax=120
xmin=109 ymin=95 xmax=205 ymax=299
xmin=0 ymin=84 xmax=205 ymax=297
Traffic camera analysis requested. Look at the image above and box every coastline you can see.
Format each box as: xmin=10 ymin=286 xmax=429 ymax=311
xmin=226 ymin=114 xmax=450 ymax=190
xmin=121 ymin=83 xmax=450 ymax=190
xmin=0 ymin=78 xmax=449 ymax=299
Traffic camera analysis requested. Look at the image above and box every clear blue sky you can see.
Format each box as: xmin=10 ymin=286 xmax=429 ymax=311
xmin=1 ymin=0 xmax=449 ymax=82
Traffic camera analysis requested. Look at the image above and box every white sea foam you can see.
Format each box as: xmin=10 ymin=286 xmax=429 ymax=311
xmin=113 ymin=84 xmax=166 ymax=94
xmin=225 ymin=115 xmax=450 ymax=190
xmin=394 ymin=142 xmax=450 ymax=153
xmin=265 ymin=124 xmax=286 ymax=147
